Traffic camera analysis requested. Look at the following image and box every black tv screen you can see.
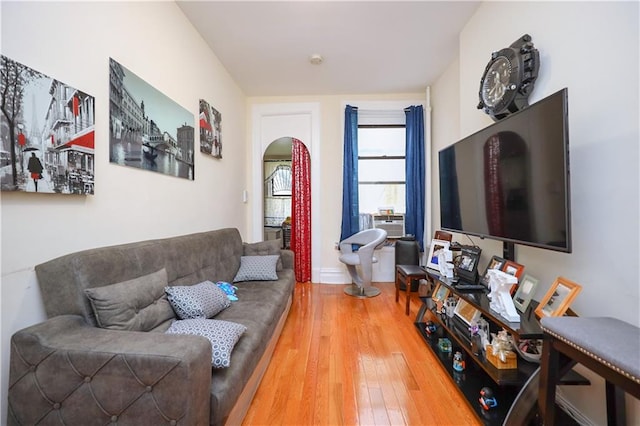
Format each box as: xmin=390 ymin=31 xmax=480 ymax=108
xmin=439 ymin=88 xmax=571 ymax=253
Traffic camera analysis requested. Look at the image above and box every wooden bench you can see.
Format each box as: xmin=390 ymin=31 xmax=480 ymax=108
xmin=539 ymin=316 xmax=640 ymax=425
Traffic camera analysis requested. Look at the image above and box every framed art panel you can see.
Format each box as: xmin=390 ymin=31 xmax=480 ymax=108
xmin=535 ymin=277 xmax=582 ymax=319
xmin=1 ymin=55 xmax=95 ymax=194
xmin=426 ymin=239 xmax=450 ymax=271
xmin=199 ymin=98 xmax=222 ymax=158
xmin=109 ymin=58 xmax=194 ymax=180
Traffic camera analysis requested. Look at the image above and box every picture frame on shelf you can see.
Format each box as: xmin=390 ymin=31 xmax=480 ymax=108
xmin=454 ymin=298 xmax=482 ymax=325
xmin=501 ymin=260 xmax=525 ymax=294
xmin=513 ymin=274 xmax=539 ymax=313
xmin=480 ymin=255 xmax=505 ymax=287
xmin=535 ymin=277 xmax=583 ymax=319
xmin=426 ymin=239 xmax=450 ymax=271
xmin=431 ymin=283 xmax=450 ymax=304
xmin=455 ymin=245 xmax=482 ymax=283
xmin=501 ymin=260 xmax=525 ymax=279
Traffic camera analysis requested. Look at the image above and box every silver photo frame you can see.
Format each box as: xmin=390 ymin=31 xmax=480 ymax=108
xmin=513 ymin=274 xmax=539 ymax=313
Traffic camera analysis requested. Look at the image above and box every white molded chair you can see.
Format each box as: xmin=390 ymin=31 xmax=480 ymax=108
xmin=339 ymin=228 xmax=388 ymax=298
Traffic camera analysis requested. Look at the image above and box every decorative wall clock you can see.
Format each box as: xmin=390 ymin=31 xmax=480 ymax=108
xmin=477 ymin=34 xmax=540 ymax=121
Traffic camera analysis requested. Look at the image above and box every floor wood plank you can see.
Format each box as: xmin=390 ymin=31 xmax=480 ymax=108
xmin=243 ymin=282 xmax=481 ymax=425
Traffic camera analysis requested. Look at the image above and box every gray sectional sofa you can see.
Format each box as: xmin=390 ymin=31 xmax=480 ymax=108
xmin=8 ymin=228 xmax=296 ymax=425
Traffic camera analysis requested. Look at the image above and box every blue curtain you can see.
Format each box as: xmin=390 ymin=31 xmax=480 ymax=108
xmin=405 ymin=105 xmax=425 ymax=251
xmin=340 ymin=105 xmax=359 ymax=241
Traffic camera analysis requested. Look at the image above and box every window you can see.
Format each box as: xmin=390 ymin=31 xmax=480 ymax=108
xmin=357 ymin=125 xmax=405 ymax=214
xmin=270 ymin=164 xmax=292 ymax=196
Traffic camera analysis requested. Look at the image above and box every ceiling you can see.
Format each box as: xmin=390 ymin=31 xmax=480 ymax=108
xmin=176 ymin=1 xmax=481 ymax=97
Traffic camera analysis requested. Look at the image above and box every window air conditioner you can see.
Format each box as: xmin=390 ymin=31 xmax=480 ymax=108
xmin=373 ymin=214 xmax=405 ymax=238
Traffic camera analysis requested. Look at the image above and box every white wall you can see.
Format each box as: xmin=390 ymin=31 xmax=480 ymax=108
xmin=432 ymin=2 xmax=639 ymax=423
xmin=3 ymin=1 xmax=638 ymax=424
xmin=0 ymin=2 xmax=248 ymax=422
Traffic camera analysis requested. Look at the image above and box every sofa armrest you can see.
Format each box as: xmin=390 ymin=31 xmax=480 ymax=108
xmin=280 ymin=249 xmax=294 ymax=270
xmin=8 ymin=315 xmax=211 ymax=426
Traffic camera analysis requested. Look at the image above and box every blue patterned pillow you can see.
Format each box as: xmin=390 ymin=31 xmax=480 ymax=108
xmin=165 ymin=319 xmax=247 ymax=368
xmin=243 ymin=240 xmax=283 ymax=271
xmin=165 ymin=281 xmax=230 ymax=319
xmin=233 ymin=255 xmax=279 ymax=282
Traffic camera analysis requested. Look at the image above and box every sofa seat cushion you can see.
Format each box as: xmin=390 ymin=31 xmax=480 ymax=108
xmin=84 ymin=268 xmax=175 ymax=331
xmin=166 ymin=280 xmax=231 ymax=319
xmin=208 ymin=269 xmax=295 ymax=425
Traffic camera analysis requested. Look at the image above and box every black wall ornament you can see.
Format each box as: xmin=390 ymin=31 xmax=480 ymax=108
xmin=477 ymin=34 xmax=540 ymax=121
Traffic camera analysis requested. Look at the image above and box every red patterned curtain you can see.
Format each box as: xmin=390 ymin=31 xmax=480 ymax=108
xmin=484 ymin=135 xmax=503 ymax=235
xmin=291 ymin=138 xmax=311 ymax=282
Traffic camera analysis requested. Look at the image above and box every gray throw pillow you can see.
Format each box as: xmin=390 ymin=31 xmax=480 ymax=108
xmin=84 ymin=268 xmax=175 ymax=331
xmin=243 ymin=240 xmax=283 ymax=271
xmin=165 ymin=280 xmax=230 ymax=319
xmin=165 ymin=319 xmax=247 ymax=368
xmin=233 ymin=255 xmax=279 ymax=282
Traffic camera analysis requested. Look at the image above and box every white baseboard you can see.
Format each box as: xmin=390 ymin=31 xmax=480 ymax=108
xmin=322 ymin=245 xmax=397 ymax=284
xmin=318 ymin=268 xmax=397 ymax=284
xmin=556 ymin=388 xmax=595 ymax=426
xmin=319 ymin=268 xmax=350 ymax=284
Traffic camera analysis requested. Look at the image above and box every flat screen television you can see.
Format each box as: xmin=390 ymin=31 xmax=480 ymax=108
xmin=438 ymin=88 xmax=571 ymax=254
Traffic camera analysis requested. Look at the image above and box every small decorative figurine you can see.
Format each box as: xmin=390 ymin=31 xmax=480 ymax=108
xmin=453 ymin=351 xmax=466 ymax=372
xmin=438 ymin=338 xmax=452 ymax=353
xmin=445 ymin=297 xmax=457 ymax=318
xmin=469 ymin=321 xmax=479 ymax=337
xmin=479 ymin=387 xmax=498 ymax=410
xmin=425 ymin=321 xmax=437 ymax=335
xmin=453 ymin=370 xmax=465 ymax=385
xmin=486 ymin=269 xmax=520 ymax=322
xmin=216 ymin=281 xmax=239 ymax=301
xmin=490 ymin=329 xmax=514 ymax=363
xmin=477 ymin=317 xmax=491 ymax=348
xmin=437 ymin=249 xmax=455 ymax=278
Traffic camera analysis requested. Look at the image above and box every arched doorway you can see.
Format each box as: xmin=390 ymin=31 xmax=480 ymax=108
xmin=263 ymin=137 xmax=312 ymax=283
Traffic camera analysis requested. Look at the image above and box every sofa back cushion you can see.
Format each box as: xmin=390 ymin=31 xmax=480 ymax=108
xmin=84 ymin=268 xmax=175 ymax=331
xmin=35 ymin=228 xmax=244 ymax=326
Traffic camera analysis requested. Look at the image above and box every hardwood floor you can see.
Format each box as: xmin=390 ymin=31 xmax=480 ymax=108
xmin=243 ymin=282 xmax=481 ymax=425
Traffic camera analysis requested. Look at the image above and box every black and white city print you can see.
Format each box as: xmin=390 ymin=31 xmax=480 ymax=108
xmin=109 ymin=58 xmax=194 ymax=180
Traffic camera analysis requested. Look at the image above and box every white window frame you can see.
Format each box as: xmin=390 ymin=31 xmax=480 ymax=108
xmin=357 ymin=124 xmax=406 ymax=215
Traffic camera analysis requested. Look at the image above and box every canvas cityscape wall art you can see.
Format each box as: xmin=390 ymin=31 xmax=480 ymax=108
xmin=0 ymin=55 xmax=95 ymax=194
xmin=109 ymin=58 xmax=195 ymax=180
xmin=199 ymin=98 xmax=222 ymax=159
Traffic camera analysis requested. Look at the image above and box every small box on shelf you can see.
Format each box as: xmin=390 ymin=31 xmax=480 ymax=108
xmin=485 ymin=345 xmax=517 ymax=370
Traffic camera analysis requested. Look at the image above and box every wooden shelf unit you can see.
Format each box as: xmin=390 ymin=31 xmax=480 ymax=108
xmin=415 ymin=270 xmax=588 ymax=425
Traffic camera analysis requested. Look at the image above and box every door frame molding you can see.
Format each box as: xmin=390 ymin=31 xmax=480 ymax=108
xmin=251 ymin=102 xmax=321 ymax=283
